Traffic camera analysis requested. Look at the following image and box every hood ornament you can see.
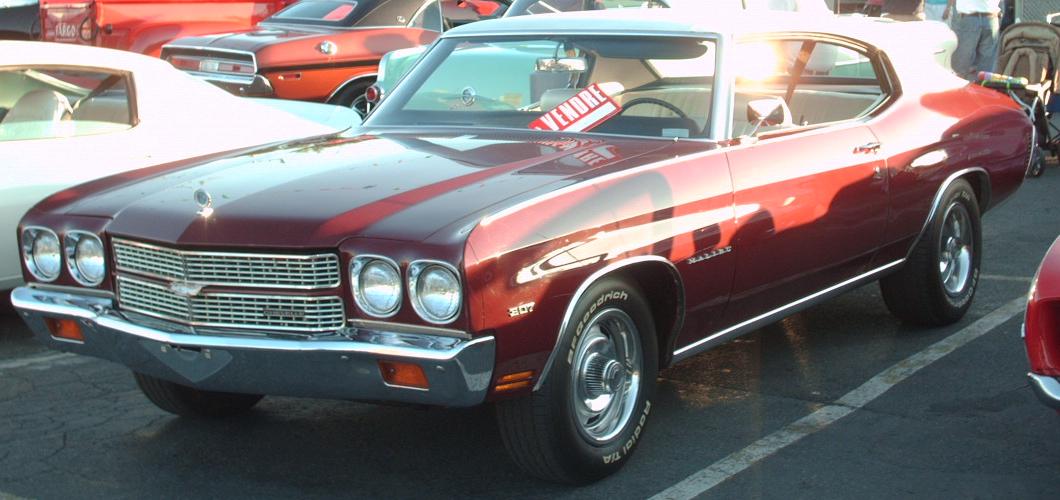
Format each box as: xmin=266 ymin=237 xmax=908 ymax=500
xmin=194 ymin=188 xmax=214 ymax=218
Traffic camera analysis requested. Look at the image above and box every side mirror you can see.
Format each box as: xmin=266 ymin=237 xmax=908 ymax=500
xmin=536 ymin=57 xmax=588 ymax=73
xmin=745 ymin=97 xmax=791 ymax=136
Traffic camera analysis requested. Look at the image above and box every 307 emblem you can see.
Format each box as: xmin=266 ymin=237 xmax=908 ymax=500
xmin=508 ymin=302 xmax=535 ymax=317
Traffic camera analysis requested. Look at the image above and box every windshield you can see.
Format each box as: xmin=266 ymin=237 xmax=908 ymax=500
xmin=367 ymin=36 xmax=716 ymax=139
xmin=263 ymin=0 xmax=428 ymax=28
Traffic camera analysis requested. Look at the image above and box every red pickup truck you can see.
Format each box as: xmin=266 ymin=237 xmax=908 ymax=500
xmin=39 ymin=0 xmax=294 ymax=57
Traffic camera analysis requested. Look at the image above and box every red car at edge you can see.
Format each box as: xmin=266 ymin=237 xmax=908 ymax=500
xmin=1027 ymin=236 xmax=1060 ymax=411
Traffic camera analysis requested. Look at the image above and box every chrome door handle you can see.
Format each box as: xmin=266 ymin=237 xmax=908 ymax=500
xmin=854 ymin=142 xmax=881 ymax=154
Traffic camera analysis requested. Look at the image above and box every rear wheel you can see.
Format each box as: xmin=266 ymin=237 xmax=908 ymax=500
xmin=495 ymin=278 xmax=657 ymax=484
xmin=880 ymin=179 xmax=981 ymax=325
xmin=329 ymin=80 xmax=374 ymax=119
xmin=134 ymin=372 xmax=263 ymax=417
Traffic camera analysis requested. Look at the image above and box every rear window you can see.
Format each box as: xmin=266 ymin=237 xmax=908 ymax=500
xmin=264 ymin=0 xmax=429 ymax=27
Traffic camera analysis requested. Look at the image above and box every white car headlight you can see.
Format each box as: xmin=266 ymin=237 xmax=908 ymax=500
xmin=408 ymin=261 xmax=461 ymax=324
xmin=21 ymin=227 xmax=61 ymax=282
xmin=351 ymin=256 xmax=402 ymax=318
xmin=65 ymin=232 xmax=106 ymax=286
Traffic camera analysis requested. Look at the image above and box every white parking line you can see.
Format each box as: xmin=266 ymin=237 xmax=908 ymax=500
xmin=980 ymin=274 xmax=1032 ymax=283
xmin=650 ymin=296 xmax=1026 ymax=500
xmin=0 ymin=352 xmax=77 ymax=371
xmin=0 ymin=491 xmax=31 ymax=500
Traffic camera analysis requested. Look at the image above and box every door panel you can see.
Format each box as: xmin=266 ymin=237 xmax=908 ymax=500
xmin=723 ymin=123 xmax=888 ymax=324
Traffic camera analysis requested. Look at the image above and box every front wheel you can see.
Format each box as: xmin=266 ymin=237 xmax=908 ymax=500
xmin=495 ymin=278 xmax=658 ymax=484
xmin=134 ymin=372 xmax=263 ymax=417
xmin=880 ymin=178 xmax=981 ymax=325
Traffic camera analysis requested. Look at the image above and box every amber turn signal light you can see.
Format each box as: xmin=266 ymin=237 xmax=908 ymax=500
xmin=494 ymin=370 xmax=534 ymax=393
xmin=45 ymin=318 xmax=84 ymax=343
xmin=378 ymin=361 xmax=429 ymax=389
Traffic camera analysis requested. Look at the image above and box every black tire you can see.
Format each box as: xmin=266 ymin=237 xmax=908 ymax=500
xmin=880 ymin=178 xmax=981 ymax=326
xmin=1028 ymin=142 xmax=1045 ymax=178
xmin=329 ymin=80 xmax=374 ymax=119
xmin=134 ymin=372 xmax=263 ymax=417
xmin=495 ymin=278 xmax=658 ymax=484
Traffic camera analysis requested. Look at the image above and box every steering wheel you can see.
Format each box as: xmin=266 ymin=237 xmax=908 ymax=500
xmin=617 ymin=97 xmax=693 ymax=121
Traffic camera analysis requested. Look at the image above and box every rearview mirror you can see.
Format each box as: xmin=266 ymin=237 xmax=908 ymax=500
xmin=536 ymin=57 xmax=588 ymax=72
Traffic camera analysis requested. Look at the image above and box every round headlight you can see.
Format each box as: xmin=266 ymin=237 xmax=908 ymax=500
xmin=22 ymin=228 xmax=61 ymax=282
xmin=409 ymin=262 xmax=461 ymax=324
xmin=66 ymin=232 xmax=106 ymax=286
xmin=351 ymin=256 xmax=402 ymax=318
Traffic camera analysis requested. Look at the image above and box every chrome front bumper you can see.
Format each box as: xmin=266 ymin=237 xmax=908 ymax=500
xmin=11 ymin=286 xmax=494 ymax=407
xmin=1028 ymin=372 xmax=1060 ymax=410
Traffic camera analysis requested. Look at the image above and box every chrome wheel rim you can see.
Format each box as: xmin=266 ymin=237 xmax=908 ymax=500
xmin=570 ymin=308 xmax=642 ymax=444
xmin=938 ymin=202 xmax=973 ymax=296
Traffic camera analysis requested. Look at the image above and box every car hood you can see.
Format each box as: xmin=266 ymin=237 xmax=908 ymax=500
xmin=51 ymin=130 xmax=690 ymax=248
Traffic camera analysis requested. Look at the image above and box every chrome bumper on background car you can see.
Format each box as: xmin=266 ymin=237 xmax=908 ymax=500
xmin=1028 ymin=372 xmax=1060 ymax=409
xmin=11 ymin=286 xmax=495 ymax=407
xmin=183 ymin=71 xmax=273 ymax=97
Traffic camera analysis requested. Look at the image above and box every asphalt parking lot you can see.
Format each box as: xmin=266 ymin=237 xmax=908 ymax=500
xmin=2 ymin=168 xmax=1059 ymax=499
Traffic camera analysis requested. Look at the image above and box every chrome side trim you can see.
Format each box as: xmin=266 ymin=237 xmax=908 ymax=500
xmin=671 ymin=259 xmax=905 ymax=363
xmin=1026 ymin=121 xmax=1038 ymax=175
xmin=905 ymin=167 xmax=989 ymax=261
xmin=185 ymin=71 xmax=256 ymax=86
xmin=1028 ymin=372 xmax=1060 ymax=409
xmin=533 ymin=255 xmax=682 ymax=391
xmin=325 ymin=72 xmax=378 ymax=103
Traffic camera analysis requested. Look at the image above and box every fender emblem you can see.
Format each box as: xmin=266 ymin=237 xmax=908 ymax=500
xmin=508 ymin=302 xmax=536 ymax=317
xmin=169 ymin=281 xmax=205 ymax=298
xmin=687 ymin=245 xmax=733 ymax=265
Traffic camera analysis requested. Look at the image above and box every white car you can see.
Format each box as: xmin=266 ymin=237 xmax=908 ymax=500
xmin=0 ymin=41 xmax=351 ymax=290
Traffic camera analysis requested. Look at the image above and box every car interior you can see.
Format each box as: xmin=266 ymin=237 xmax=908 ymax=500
xmin=0 ymin=68 xmax=133 ymax=142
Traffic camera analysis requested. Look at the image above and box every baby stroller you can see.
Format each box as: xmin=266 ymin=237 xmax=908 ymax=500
xmin=994 ymin=19 xmax=1060 ymax=177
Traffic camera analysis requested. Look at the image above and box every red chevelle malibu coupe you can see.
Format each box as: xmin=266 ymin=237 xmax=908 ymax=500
xmin=1026 ymin=236 xmax=1060 ymax=411
xmin=12 ymin=10 xmax=1031 ymax=482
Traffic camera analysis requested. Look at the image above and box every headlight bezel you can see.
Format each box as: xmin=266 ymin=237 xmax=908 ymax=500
xmin=64 ymin=231 xmax=106 ymax=287
xmin=408 ymin=260 xmax=462 ymax=325
xmin=350 ymin=254 xmax=403 ymax=319
xmin=21 ymin=226 xmax=62 ymax=282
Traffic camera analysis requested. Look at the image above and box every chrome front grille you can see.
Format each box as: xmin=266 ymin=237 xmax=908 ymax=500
xmin=117 ymin=276 xmax=346 ymax=333
xmin=113 ymin=239 xmax=340 ymax=289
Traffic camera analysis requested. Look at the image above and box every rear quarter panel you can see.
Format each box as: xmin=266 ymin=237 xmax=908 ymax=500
xmin=868 ymin=83 xmax=1029 ymax=264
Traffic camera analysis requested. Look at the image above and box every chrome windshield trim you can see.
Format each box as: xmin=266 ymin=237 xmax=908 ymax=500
xmin=671 ymin=259 xmax=906 ymax=363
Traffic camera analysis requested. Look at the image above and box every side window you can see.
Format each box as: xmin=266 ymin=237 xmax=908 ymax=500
xmin=0 ymin=68 xmax=134 ymax=142
xmin=410 ymin=0 xmax=443 ymax=31
xmin=732 ymin=38 xmax=887 ymax=136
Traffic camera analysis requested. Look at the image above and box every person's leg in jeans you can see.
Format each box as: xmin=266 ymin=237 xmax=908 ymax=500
xmin=974 ymin=16 xmax=1001 ymax=74
xmin=951 ymin=14 xmax=981 ymax=80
